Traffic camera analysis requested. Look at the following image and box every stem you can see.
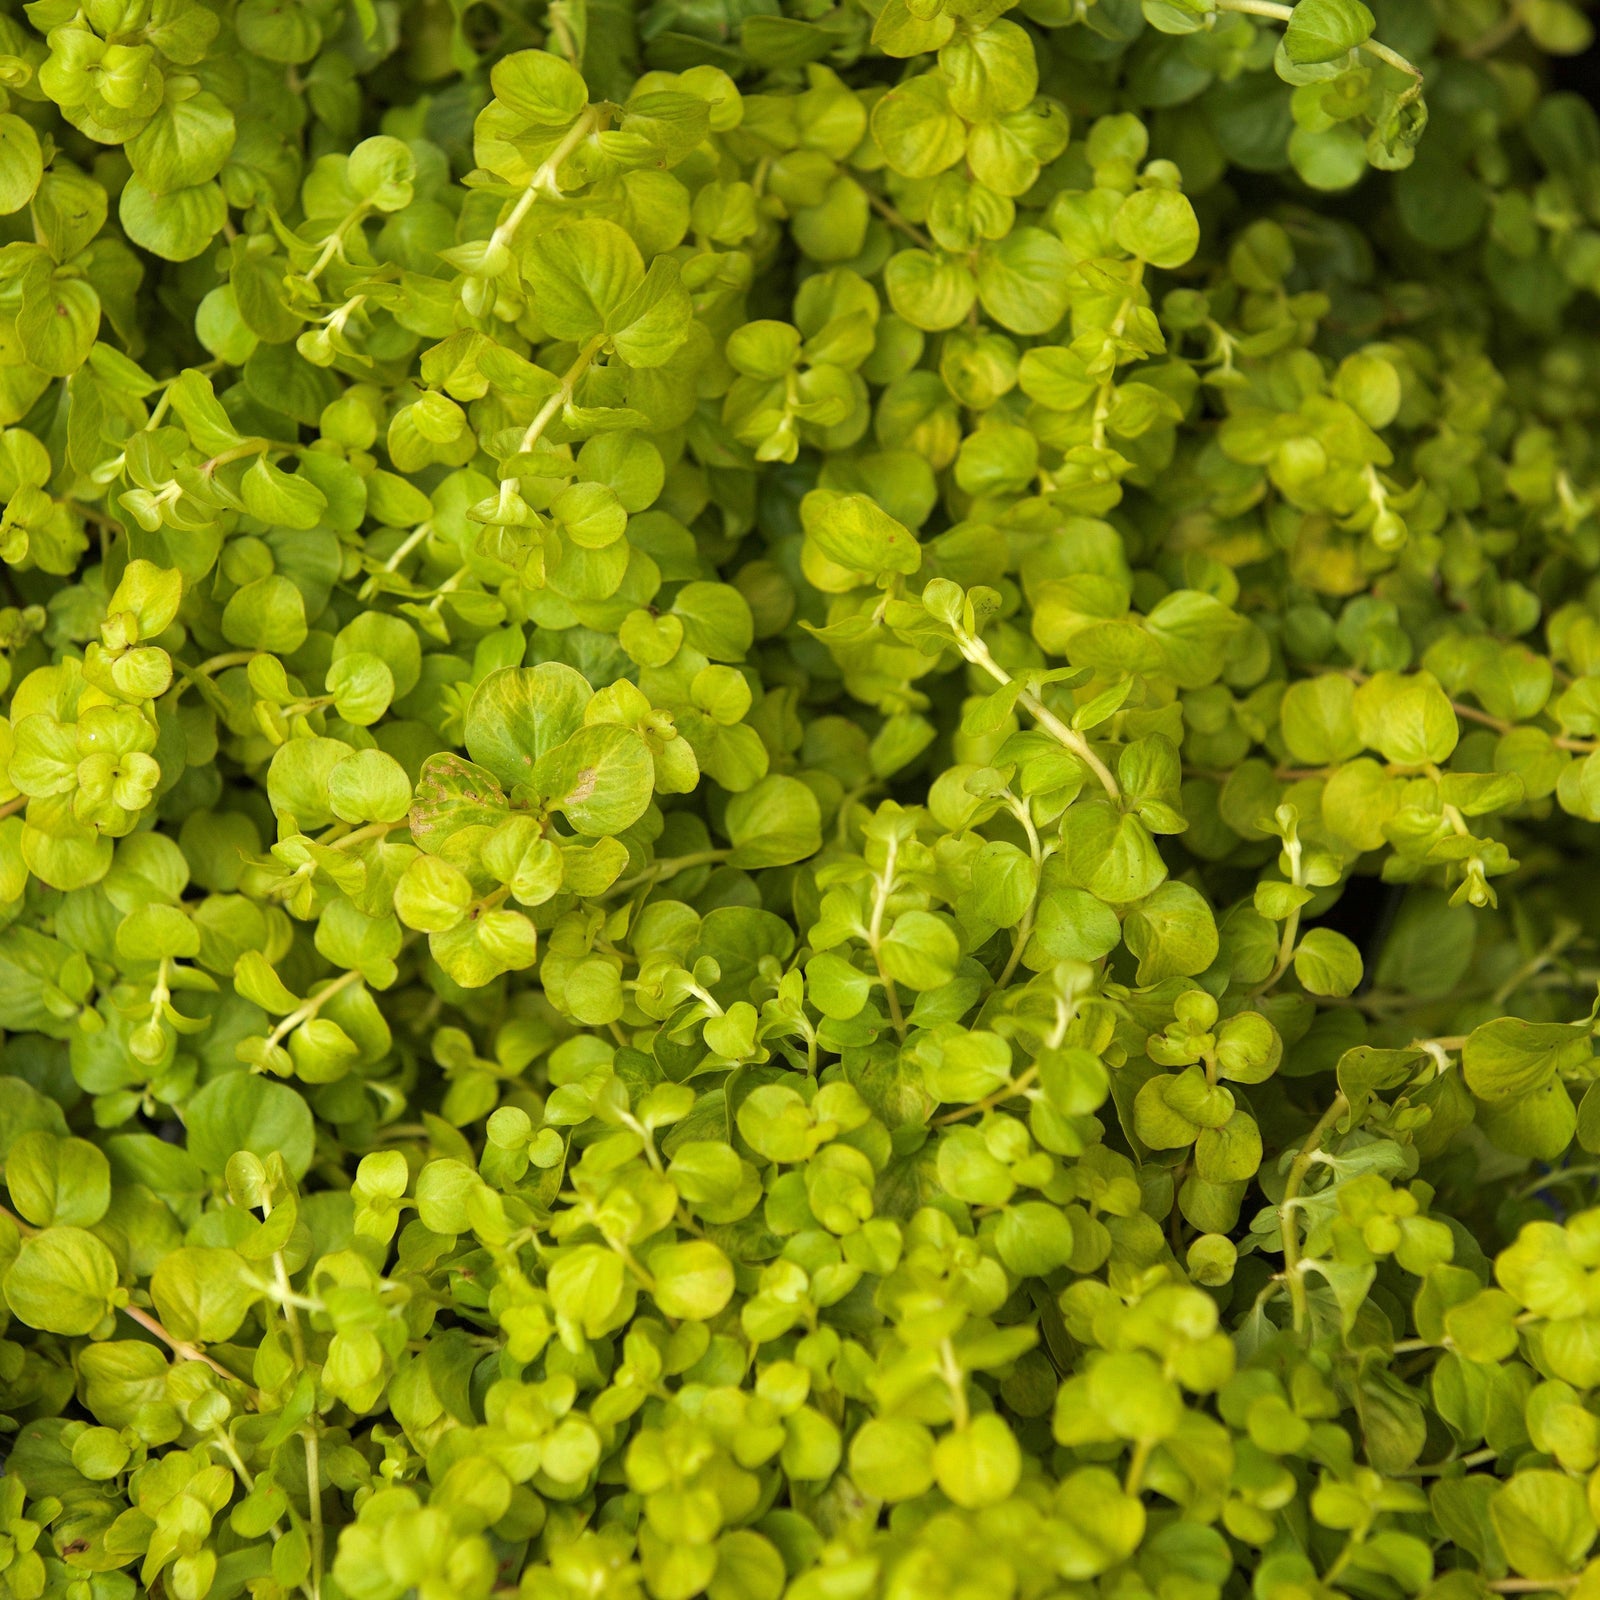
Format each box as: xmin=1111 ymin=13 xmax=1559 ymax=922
xmin=168 ymin=651 xmax=260 ymax=707
xmin=373 ymin=1122 xmax=431 ymax=1142
xmin=274 ymin=1255 xmax=308 ymax=1369
xmin=381 ymin=521 xmax=433 ymax=573
xmin=211 ymin=1427 xmax=257 ymax=1491
xmin=1124 ymin=1437 xmax=1155 ymax=1497
xmin=609 ymin=849 xmax=731 ymax=896
xmin=263 ymin=967 xmax=364 ymax=1053
xmin=1257 ymin=902 xmax=1302 ymax=998
xmin=0 ymin=794 xmax=25 ymax=820
xmin=210 ymin=1431 xmax=302 ymax=1592
xmin=68 ymin=499 xmax=123 ymax=533
xmin=613 ymin=1237 xmax=657 ymax=1294
xmin=1361 ymin=34 xmax=1425 ymax=91
xmin=499 ymin=335 xmax=607 ymax=492
xmin=520 ymin=336 xmax=605 ymax=452
xmin=490 ymin=107 xmax=599 ymax=255
xmin=995 ymin=796 xmax=1044 ymax=991
xmin=1281 ymin=1093 xmax=1349 ymax=1335
xmin=545 ymin=2 xmax=578 ymax=58
xmin=935 ymin=1064 xmax=1040 ymax=1126
xmin=1518 ymin=1162 xmax=1600 ymax=1199
xmin=876 ymin=961 xmax=905 ymax=1035
xmin=939 ymin=1339 xmax=970 ymax=1430
xmin=303 ymin=1424 xmax=324 ymax=1600
xmin=304 ymin=203 xmax=371 ymax=286
xmin=1214 ymin=0 xmax=1424 ymax=96
xmin=1169 ymin=1157 xmax=1189 ymax=1254
xmin=322 ymin=819 xmax=406 ymax=853
xmin=1451 ymin=700 xmax=1513 ymax=734
xmin=262 ymin=1187 xmax=318 ymax=1600
xmin=956 ymin=633 xmax=1121 ymax=801
xmin=1460 ymin=2 xmax=1523 ymax=57
xmin=121 ymin=1302 xmax=242 ymax=1382
xmin=1491 ymin=923 xmax=1581 ymax=1009
xmin=1400 ymin=1446 xmax=1498 ymax=1477
xmin=868 ymin=833 xmax=905 ymax=1036
xmin=1252 ymin=830 xmax=1304 ymax=1000
xmin=1322 ymin=1541 xmax=1358 ymax=1589
xmin=996 ymin=911 xmax=1033 ymax=992
xmin=620 ymin=1112 xmax=664 ymax=1172
xmin=201 ymin=441 xmax=271 ymax=475
xmin=145 ymin=384 xmax=176 ymax=433
xmin=196 ymin=650 xmax=258 ymax=676
xmin=1090 ymin=263 xmax=1145 ymax=452
xmin=864 ymin=189 xmax=936 ymax=251
xmin=1488 ymin=1583 xmax=1579 ymax=1594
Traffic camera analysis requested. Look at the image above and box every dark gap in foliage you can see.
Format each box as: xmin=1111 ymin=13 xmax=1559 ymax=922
xmin=1547 ymin=32 xmax=1600 ymax=99
xmin=1318 ymin=875 xmax=1404 ymax=986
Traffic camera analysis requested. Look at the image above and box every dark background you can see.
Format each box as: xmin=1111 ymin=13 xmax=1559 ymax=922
xmin=1551 ymin=34 xmax=1600 ymax=98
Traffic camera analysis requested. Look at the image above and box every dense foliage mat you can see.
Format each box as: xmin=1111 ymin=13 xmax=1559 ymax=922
xmin=11 ymin=0 xmax=1600 ymax=1596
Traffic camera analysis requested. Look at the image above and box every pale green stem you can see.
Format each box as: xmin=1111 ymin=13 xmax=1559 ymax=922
xmin=1281 ymin=1093 xmax=1349 ymax=1334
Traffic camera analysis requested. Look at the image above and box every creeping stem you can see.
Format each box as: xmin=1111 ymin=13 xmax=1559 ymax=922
xmin=515 ymin=334 xmax=608 ymax=459
xmin=262 ymin=967 xmax=365 ymax=1055
xmin=489 ymin=105 xmax=601 ymax=257
xmin=122 ymin=1302 xmax=245 ymax=1380
xmin=953 ymin=630 xmax=1122 ymax=801
xmin=867 ymin=830 xmax=906 ymax=1035
xmin=1214 ymin=0 xmax=1425 ymax=104
xmin=1280 ymin=1093 xmax=1350 ymax=1333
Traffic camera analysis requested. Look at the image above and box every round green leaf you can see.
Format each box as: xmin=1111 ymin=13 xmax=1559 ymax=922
xmin=184 ymin=1073 xmax=316 ymax=1180
xmin=5 ymin=1227 xmax=119 ymax=1335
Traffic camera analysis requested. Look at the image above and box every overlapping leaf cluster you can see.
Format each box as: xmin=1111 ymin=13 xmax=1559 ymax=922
xmin=8 ymin=0 xmax=1600 ymax=1597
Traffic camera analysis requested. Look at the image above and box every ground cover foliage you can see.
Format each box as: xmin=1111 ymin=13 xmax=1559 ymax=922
xmin=10 ymin=0 xmax=1600 ymax=1596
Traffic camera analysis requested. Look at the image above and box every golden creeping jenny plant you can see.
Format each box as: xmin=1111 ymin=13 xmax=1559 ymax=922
xmin=12 ymin=0 xmax=1600 ymax=1595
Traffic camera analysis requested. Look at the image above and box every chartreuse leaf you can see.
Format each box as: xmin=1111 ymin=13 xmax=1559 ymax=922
xmin=1463 ymin=1017 xmax=1594 ymax=1105
xmin=534 ymin=724 xmax=655 ymax=836
xmin=465 ymin=663 xmax=591 ymax=790
xmin=5 ymin=1227 xmax=119 ymax=1335
xmin=801 ymin=489 xmax=922 ymax=579
xmin=1283 ymin=0 xmax=1376 ymax=64
xmin=184 ymin=1074 xmax=316 ymax=1179
xmin=2 ymin=8 xmax=1599 ymax=1600
xmin=725 ymin=776 xmax=822 ymax=868
xmin=5 ymin=1130 xmax=111 ymax=1227
xmin=150 ymin=1247 xmax=261 ymax=1342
